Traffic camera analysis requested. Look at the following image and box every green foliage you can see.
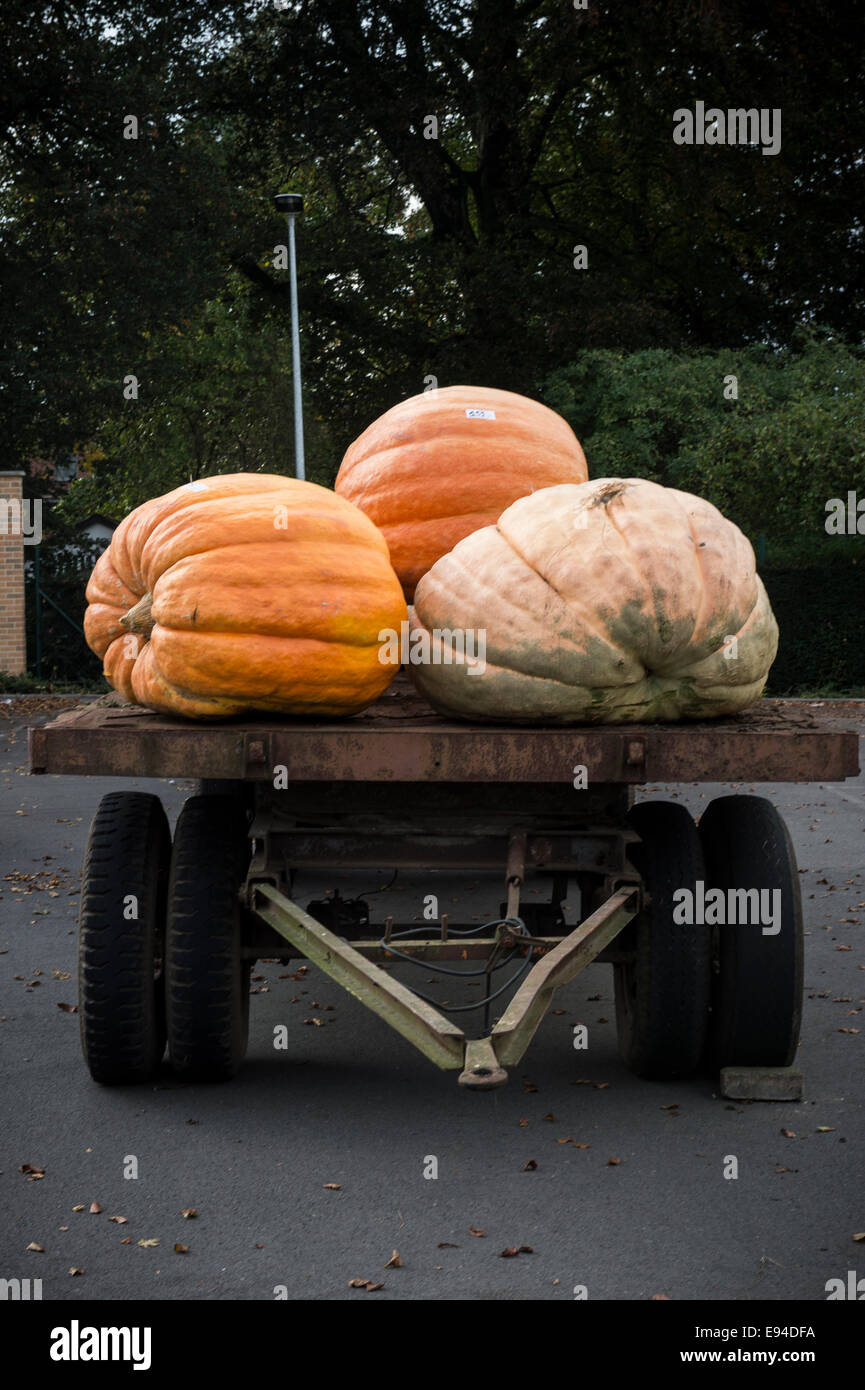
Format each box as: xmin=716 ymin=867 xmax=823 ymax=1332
xmin=3 ymin=2 xmax=865 ymax=467
xmin=0 ymin=0 xmax=250 ymax=462
xmin=762 ymin=564 xmax=865 ymax=695
xmin=542 ymin=333 xmax=865 ymax=543
xmin=58 ymin=290 xmax=338 ymax=523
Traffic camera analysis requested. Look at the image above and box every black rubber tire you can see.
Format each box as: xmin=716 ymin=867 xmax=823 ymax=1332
xmin=613 ymin=801 xmax=711 ymax=1079
xmin=699 ymin=795 xmax=803 ymax=1070
xmin=165 ymin=795 xmax=251 ymax=1081
xmin=78 ymin=792 xmax=171 ymax=1084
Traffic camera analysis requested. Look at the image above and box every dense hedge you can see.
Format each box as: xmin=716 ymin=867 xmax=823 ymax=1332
xmin=541 ymin=332 xmax=865 ymax=546
xmin=762 ymin=564 xmax=865 ymax=695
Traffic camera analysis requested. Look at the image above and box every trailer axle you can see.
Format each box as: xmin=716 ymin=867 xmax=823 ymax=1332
xmin=249 ymin=881 xmax=640 ymax=1088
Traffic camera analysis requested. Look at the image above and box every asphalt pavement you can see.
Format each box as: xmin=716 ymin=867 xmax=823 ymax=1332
xmin=1 ymin=699 xmax=863 ymax=1302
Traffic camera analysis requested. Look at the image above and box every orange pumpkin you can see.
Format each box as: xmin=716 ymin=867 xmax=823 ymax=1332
xmin=334 ymin=385 xmax=588 ymax=599
xmin=84 ymin=473 xmax=407 ymax=719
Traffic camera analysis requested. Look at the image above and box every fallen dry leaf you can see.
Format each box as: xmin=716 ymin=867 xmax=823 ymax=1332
xmin=108 ymin=1215 xmax=128 ymax=1225
xmin=469 ymin=1227 xmax=486 ymax=1237
xmin=816 ymin=1127 xmax=836 ymax=1133
xmin=56 ymin=1002 xmax=77 ymax=1013
xmin=437 ymin=1242 xmax=459 ymax=1249
xmin=522 ymin=1159 xmax=538 ymax=1172
xmin=137 ymin=1238 xmax=160 ymax=1248
xmin=518 ymin=1118 xmax=529 ymax=1127
xmin=499 ymin=1247 xmax=520 ymax=1258
xmin=68 ymin=1267 xmax=84 ymax=1276
xmin=174 ymin=1243 xmax=189 ymax=1254
xmin=543 ymin=1113 xmax=556 ymax=1122
xmin=651 ymin=1293 xmax=671 ymax=1300
xmin=72 ymin=1205 xmax=85 ymax=1213
xmin=781 ymin=1129 xmax=796 ymax=1139
xmin=26 ymin=1242 xmax=44 ymax=1253
xmin=607 ymin=1157 xmax=622 ymax=1166
xmin=853 ymin=1233 xmax=865 ymax=1242
xmin=120 ymin=1237 xmax=132 ymax=1245
xmin=323 ymin=1184 xmax=341 ymax=1191
xmin=19 ymin=1163 xmax=45 ymax=1180
xmin=180 ymin=1209 xmax=198 ymax=1219
xmin=348 ymin=1278 xmax=383 ymax=1291
xmin=89 ymin=1201 xmax=102 ymax=1214
xmin=384 ymin=1250 xmax=403 ymax=1269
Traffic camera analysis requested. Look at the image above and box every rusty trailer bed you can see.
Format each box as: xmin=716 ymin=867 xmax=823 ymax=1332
xmin=27 ymin=679 xmax=860 ymax=784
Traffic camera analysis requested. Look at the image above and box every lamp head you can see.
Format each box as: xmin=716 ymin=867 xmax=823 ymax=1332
xmin=274 ymin=192 xmax=303 ymax=215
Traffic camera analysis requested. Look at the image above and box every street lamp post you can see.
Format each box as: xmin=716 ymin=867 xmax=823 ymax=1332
xmin=274 ymin=192 xmax=305 ymax=481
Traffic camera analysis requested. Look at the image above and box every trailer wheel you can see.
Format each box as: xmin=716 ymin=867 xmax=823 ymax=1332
xmin=613 ymin=801 xmax=710 ymax=1079
xmin=79 ymin=792 xmax=171 ymax=1084
xmin=699 ymin=795 xmax=803 ymax=1070
xmin=165 ymin=796 xmax=252 ymax=1081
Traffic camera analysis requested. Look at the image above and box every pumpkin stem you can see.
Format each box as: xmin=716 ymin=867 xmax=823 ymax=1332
xmin=120 ymin=592 xmax=155 ymax=638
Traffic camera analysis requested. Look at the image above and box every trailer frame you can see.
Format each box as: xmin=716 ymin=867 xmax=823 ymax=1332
xmin=28 ymin=681 xmax=861 ymax=1090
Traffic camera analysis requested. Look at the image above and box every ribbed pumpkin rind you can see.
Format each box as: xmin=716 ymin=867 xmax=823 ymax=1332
xmin=408 ymin=478 xmax=779 ymax=725
xmin=334 ymin=386 xmax=589 ymax=598
xmin=84 ymin=474 xmax=407 ymax=719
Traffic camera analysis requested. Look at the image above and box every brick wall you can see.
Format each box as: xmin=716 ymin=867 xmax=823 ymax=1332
xmin=0 ymin=471 xmax=27 ymax=674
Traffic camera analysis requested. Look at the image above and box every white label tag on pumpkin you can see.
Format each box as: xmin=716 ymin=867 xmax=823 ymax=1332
xmin=465 ymin=408 xmax=496 ymax=419
xmin=184 ymin=481 xmax=210 ymax=492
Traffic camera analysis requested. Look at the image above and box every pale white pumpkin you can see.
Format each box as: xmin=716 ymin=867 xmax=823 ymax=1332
xmin=408 ymin=478 xmax=778 ymax=724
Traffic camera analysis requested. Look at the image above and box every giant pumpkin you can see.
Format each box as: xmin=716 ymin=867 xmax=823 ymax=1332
xmin=334 ymin=385 xmax=588 ymax=599
xmin=408 ymin=478 xmax=778 ymax=724
xmin=84 ymin=473 xmax=407 ymax=719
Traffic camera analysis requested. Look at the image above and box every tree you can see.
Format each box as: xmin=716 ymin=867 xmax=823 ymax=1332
xmin=2 ymin=0 xmax=863 ymax=478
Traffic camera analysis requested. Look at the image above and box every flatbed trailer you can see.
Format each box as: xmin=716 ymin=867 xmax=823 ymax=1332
xmin=28 ymin=681 xmax=861 ymax=1092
